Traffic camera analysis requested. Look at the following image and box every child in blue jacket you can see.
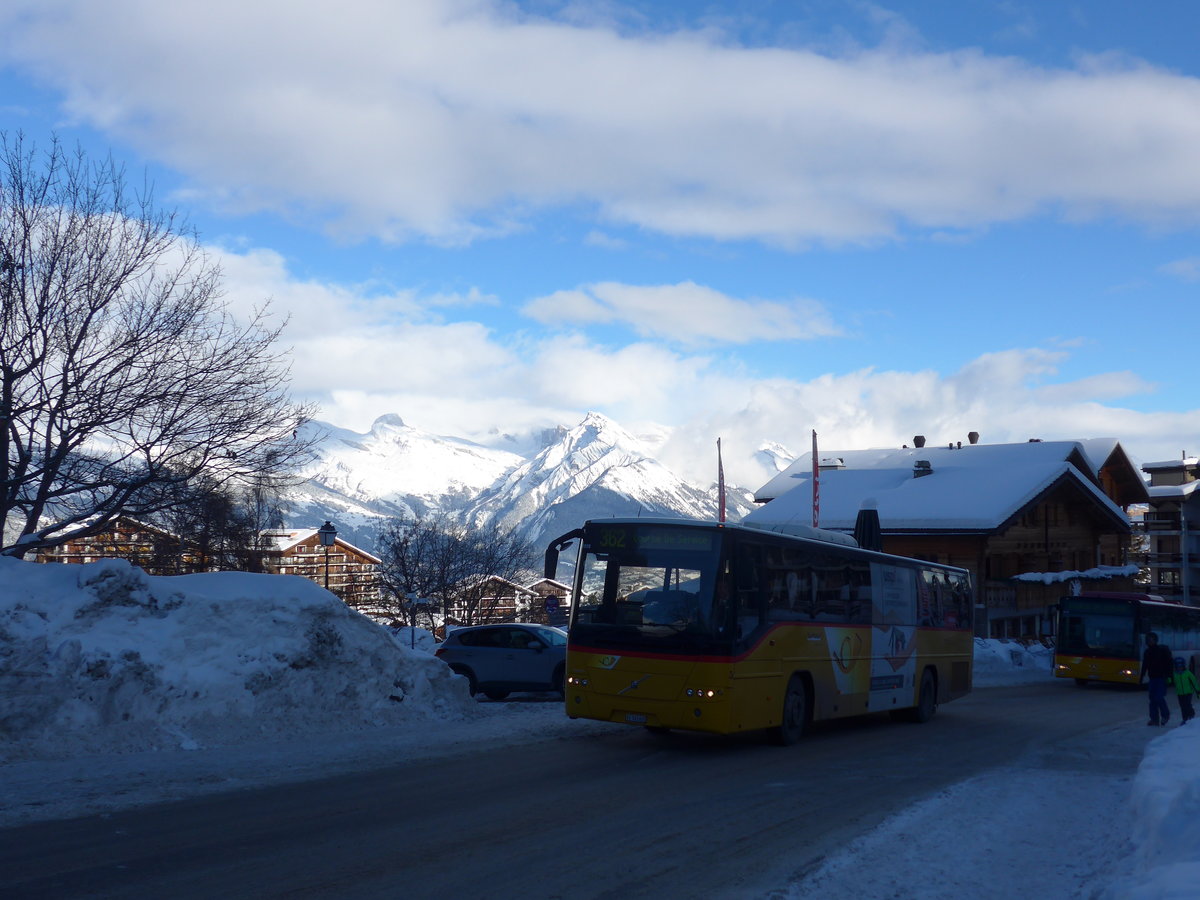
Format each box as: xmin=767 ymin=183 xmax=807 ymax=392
xmin=1170 ymin=657 xmax=1198 ymax=725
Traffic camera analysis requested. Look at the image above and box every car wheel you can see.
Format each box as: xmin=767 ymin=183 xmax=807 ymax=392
xmin=552 ymin=664 xmax=565 ymax=699
xmin=484 ymin=690 xmax=509 ymax=701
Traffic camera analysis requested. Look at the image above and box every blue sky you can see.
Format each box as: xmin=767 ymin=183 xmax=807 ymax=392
xmin=1 ymin=1 xmax=1197 ymax=487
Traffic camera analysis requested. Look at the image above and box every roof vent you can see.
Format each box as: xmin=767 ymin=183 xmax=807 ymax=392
xmin=913 ymin=435 xmax=926 ymax=448
xmin=818 ymin=457 xmax=845 ymax=470
xmin=913 ymin=460 xmax=933 ymax=478
xmin=968 ymin=431 xmax=980 ymax=445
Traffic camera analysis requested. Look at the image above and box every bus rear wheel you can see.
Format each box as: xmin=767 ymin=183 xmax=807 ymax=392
xmin=771 ymin=675 xmax=807 ymax=746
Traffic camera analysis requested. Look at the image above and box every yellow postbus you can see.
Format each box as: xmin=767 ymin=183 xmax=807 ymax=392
xmin=1054 ymin=592 xmax=1200 ymax=686
xmin=544 ymin=518 xmax=973 ymax=744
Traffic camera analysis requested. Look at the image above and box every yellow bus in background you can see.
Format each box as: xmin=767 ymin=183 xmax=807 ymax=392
xmin=1054 ymin=592 xmax=1200 ymax=686
xmin=544 ymin=518 xmax=973 ymax=744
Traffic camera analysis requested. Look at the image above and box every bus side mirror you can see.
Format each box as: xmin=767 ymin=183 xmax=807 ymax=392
xmin=544 ymin=529 xmax=584 ymax=580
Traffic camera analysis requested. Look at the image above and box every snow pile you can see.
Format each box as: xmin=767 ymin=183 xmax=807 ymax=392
xmin=0 ymin=557 xmax=476 ymax=761
xmin=972 ymin=636 xmax=1054 ymax=685
xmin=1115 ymin=726 xmax=1200 ymax=899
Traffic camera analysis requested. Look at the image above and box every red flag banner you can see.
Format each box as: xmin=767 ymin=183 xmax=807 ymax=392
xmin=811 ymin=429 xmax=819 ymax=528
xmin=717 ymin=437 xmax=726 ymax=523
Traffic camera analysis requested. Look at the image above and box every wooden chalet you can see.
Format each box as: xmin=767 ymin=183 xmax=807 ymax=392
xmin=442 ymin=575 xmax=573 ymax=627
xmin=36 ymin=517 xmax=196 ymax=574
xmin=749 ymin=436 xmax=1149 ymax=639
xmin=36 ymin=519 xmax=382 ymax=606
xmin=258 ymin=528 xmax=382 ymax=607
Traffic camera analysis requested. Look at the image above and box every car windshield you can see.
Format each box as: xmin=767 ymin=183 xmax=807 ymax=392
xmin=570 ymin=523 xmax=727 ymax=653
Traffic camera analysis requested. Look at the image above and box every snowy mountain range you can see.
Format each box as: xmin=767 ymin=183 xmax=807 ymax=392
xmin=286 ymin=412 xmax=780 ymax=554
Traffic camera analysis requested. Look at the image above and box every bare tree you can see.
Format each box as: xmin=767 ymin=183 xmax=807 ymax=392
xmin=153 ymin=472 xmax=290 ymax=573
xmin=374 ymin=514 xmax=538 ymax=631
xmin=0 ymin=133 xmax=314 ymax=557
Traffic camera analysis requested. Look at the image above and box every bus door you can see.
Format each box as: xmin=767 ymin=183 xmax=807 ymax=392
xmin=869 ymin=562 xmax=918 ymax=709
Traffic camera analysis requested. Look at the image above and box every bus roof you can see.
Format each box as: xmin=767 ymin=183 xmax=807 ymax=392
xmin=577 ymin=517 xmax=970 ymax=574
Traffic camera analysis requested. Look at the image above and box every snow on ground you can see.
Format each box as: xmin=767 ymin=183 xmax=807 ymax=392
xmin=1 ymin=556 xmax=1198 ymax=898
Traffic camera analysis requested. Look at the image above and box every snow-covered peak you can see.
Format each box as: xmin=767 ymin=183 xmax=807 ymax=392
xmin=464 ymin=412 xmax=717 ymax=542
xmin=756 ymin=441 xmax=795 ymax=474
xmin=371 ymin=413 xmax=406 ymax=431
xmin=302 ymin=417 xmax=523 ymax=507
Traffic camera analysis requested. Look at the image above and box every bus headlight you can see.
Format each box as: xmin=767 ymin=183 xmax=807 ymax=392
xmin=568 ymin=675 xmax=589 ymax=687
xmin=685 ymin=687 xmax=722 ymax=699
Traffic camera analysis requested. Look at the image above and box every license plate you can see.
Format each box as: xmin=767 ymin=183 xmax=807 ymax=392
xmin=624 ymin=713 xmax=648 ymax=724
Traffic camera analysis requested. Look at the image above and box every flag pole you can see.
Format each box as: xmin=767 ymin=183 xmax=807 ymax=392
xmin=717 ymin=437 xmax=726 ymax=523
xmin=811 ymin=429 xmax=819 ymax=528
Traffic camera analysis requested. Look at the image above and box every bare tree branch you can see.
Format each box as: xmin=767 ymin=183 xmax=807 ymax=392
xmin=1 ymin=133 xmax=315 ymax=557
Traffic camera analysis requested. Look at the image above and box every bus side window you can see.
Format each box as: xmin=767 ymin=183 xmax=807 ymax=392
xmin=734 ymin=542 xmax=765 ymax=638
xmin=847 ymin=561 xmax=871 ymax=625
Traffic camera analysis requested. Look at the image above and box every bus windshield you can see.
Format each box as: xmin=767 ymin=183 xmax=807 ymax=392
xmin=571 ymin=522 xmax=727 ymax=652
xmin=1057 ymin=597 xmax=1137 ymax=658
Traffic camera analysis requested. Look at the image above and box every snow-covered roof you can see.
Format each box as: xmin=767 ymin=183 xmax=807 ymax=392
xmin=748 ymin=441 xmax=1131 ymax=533
xmin=1143 ymin=457 xmax=1199 ymax=470
xmin=1147 ymin=481 xmax=1200 ymax=499
xmin=526 ymin=577 xmax=571 ymax=591
xmin=261 ymin=528 xmax=382 ymax=563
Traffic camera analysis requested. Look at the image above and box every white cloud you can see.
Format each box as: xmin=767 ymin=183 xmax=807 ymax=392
xmin=523 ymin=281 xmax=841 ymax=345
xmin=1160 ymin=257 xmax=1200 ymax=282
xmin=3 ymin=1 xmax=1200 ymax=244
xmin=209 ymin=242 xmax=1198 ymax=487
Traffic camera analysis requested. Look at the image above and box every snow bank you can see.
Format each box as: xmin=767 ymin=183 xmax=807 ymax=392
xmin=1113 ymin=726 xmax=1200 ymax=899
xmin=972 ymin=636 xmax=1054 ymax=685
xmin=0 ymin=557 xmax=476 ymax=761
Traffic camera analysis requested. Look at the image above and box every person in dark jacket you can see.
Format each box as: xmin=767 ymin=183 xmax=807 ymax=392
xmin=1140 ymin=632 xmax=1174 ymax=726
xmin=1169 ymin=657 xmax=1198 ymax=725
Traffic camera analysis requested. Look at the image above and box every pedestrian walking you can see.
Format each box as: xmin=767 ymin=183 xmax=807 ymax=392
xmin=1140 ymin=632 xmax=1174 ymax=726
xmin=1170 ymin=657 xmax=1198 ymax=725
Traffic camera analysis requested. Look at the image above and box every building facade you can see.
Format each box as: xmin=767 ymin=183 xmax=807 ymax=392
xmin=1140 ymin=456 xmax=1200 ymax=605
xmin=38 ymin=520 xmax=382 ymax=606
xmin=257 ymin=528 xmax=382 ymax=606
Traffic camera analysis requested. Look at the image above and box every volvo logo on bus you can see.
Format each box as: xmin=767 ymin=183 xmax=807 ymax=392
xmin=619 ymin=674 xmax=652 ymax=695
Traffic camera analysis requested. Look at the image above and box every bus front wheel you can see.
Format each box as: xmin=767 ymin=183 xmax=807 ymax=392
xmin=771 ymin=675 xmax=808 ymax=746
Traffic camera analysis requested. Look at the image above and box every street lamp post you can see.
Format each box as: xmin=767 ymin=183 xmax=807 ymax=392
xmin=317 ymin=521 xmax=337 ymax=591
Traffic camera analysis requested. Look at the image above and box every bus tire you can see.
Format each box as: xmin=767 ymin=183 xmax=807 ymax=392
xmin=1074 ymin=678 xmax=1089 ymax=688
xmin=904 ymin=669 xmax=937 ymax=723
xmin=771 ymin=674 xmax=808 ymax=746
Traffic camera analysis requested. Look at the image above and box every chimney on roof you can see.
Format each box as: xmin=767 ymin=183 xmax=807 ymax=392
xmin=913 ymin=460 xmax=933 ymax=478
xmin=968 ymin=431 xmax=979 ymax=445
xmin=913 ymin=435 xmax=926 ymax=448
